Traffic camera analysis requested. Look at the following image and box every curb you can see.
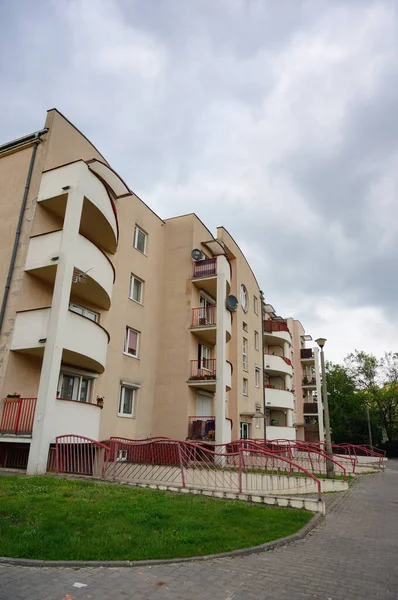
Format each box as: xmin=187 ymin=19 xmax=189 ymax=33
xmin=0 ymin=512 xmax=323 ymax=568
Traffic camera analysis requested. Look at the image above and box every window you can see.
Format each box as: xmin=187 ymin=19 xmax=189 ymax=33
xmin=118 ymin=385 xmax=137 ymax=417
xmin=117 ymin=449 xmax=128 ymax=462
xmin=243 ymin=378 xmax=248 ymax=396
xmin=243 ymin=337 xmax=248 ymax=371
xmin=129 ymin=275 xmax=144 ymax=304
xmin=134 ymin=226 xmax=147 ymax=254
xmin=253 ymin=295 xmax=258 ymax=314
xmin=199 ymin=293 xmax=216 ymax=324
xmin=242 ymin=321 xmax=248 ymax=332
xmin=69 ymin=303 xmax=99 ymax=322
xmin=57 ymin=372 xmax=92 ymax=403
xmin=240 ymin=285 xmax=248 ymax=312
xmin=199 ymin=344 xmax=212 ymax=370
xmin=255 ymin=367 xmax=261 ymax=388
xmin=254 ymin=330 xmax=259 ymax=350
xmin=240 ymin=422 xmax=250 ymax=439
xmin=125 ymin=327 xmax=140 ymax=357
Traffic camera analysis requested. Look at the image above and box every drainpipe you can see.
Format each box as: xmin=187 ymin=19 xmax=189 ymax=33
xmin=0 ymin=129 xmax=48 ymax=334
xmin=260 ymin=290 xmax=267 ymax=442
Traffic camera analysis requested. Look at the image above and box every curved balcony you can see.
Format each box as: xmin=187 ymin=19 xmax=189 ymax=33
xmin=190 ymin=305 xmax=231 ymax=344
xmin=225 ymin=360 xmax=232 ymax=391
xmin=192 ymin=255 xmax=231 ymax=298
xmin=38 ymin=161 xmax=118 ymax=253
xmin=263 ymin=321 xmax=291 ymax=346
xmin=264 ymin=354 xmax=293 ymax=377
xmin=11 ymin=308 xmax=109 ymax=373
xmin=266 ymin=425 xmax=296 ymax=441
xmin=25 ymin=231 xmax=115 ymax=309
xmin=265 ymin=388 xmax=294 ymax=411
xmin=51 ymin=398 xmax=101 ymax=441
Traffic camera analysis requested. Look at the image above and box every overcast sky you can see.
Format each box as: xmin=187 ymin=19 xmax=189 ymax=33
xmin=1 ymin=0 xmax=397 ymax=363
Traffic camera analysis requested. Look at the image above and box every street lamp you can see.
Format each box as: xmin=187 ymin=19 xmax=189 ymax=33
xmin=315 ymin=337 xmax=335 ymax=479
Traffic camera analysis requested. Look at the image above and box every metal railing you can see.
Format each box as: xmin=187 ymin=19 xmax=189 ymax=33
xmin=189 ymin=359 xmax=216 ymax=380
xmin=187 ymin=416 xmax=215 ymax=441
xmin=55 ymin=435 xmax=110 ymax=476
xmin=191 ymin=306 xmax=216 ymax=327
xmin=0 ymin=398 xmax=37 ymax=435
xmin=101 ymin=438 xmax=323 ymax=501
xmin=263 ymin=321 xmax=290 ymax=334
xmin=193 ymin=258 xmax=217 ymax=278
xmin=302 ymin=377 xmax=317 ymax=386
xmin=303 ymin=403 xmax=318 ymax=414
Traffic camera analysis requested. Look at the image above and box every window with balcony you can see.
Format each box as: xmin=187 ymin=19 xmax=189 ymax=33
xmin=254 ymin=330 xmax=259 ymax=350
xmin=253 ymin=295 xmax=258 ymax=314
xmin=124 ymin=327 xmax=140 ymax=358
xmin=118 ymin=385 xmax=137 ymax=417
xmin=243 ymin=337 xmax=248 ymax=371
xmin=69 ymin=303 xmax=99 ymax=322
xmin=240 ymin=285 xmax=248 ymax=312
xmin=57 ymin=371 xmax=92 ymax=403
xmin=134 ymin=226 xmax=147 ymax=254
xmin=129 ymin=275 xmax=144 ymax=304
xmin=243 ymin=378 xmax=248 ymax=396
xmin=255 ymin=367 xmax=261 ymax=388
xmin=199 ymin=344 xmax=212 ymax=370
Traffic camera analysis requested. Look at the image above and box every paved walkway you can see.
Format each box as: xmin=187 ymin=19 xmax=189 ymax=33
xmin=1 ymin=461 xmax=397 ymax=600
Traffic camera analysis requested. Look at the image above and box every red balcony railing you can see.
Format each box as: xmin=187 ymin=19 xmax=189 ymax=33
xmin=191 ymin=305 xmax=217 ymax=327
xmin=303 ymin=402 xmax=318 ymax=414
xmin=189 ymin=359 xmax=216 ymax=381
xmin=282 ymin=357 xmax=292 ymax=366
xmin=193 ymin=258 xmax=217 ymax=278
xmin=187 ymin=416 xmax=216 ymax=440
xmin=263 ymin=321 xmax=290 ymax=334
xmin=0 ymin=398 xmax=37 ymax=435
xmin=300 ymin=348 xmax=314 ymax=359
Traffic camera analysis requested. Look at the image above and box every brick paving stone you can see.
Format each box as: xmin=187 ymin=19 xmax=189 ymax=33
xmin=0 ymin=461 xmax=397 ymax=600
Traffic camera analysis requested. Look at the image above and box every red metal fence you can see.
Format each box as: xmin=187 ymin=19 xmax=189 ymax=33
xmin=193 ymin=258 xmax=217 ymax=278
xmin=55 ymin=435 xmax=110 ymax=476
xmin=0 ymin=398 xmax=37 ymax=435
xmin=189 ymin=359 xmax=216 ymax=380
xmin=263 ymin=321 xmax=290 ymax=334
xmin=191 ymin=305 xmax=217 ymax=327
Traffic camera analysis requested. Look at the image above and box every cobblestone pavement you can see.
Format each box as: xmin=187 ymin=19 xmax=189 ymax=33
xmin=1 ymin=461 xmax=397 ymax=600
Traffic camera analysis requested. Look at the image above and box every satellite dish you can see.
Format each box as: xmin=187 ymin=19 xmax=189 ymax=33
xmin=225 ymin=295 xmax=239 ymax=311
xmin=191 ymin=248 xmax=204 ymax=261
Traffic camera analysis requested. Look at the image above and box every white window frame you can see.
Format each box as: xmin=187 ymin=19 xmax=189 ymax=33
xmin=240 ymin=422 xmax=250 ymax=439
xmin=69 ymin=303 xmax=99 ymax=323
xmin=243 ymin=378 xmax=248 ymax=396
xmin=200 ymin=344 xmax=212 ymax=371
xmin=124 ymin=327 xmax=140 ymax=358
xmin=253 ymin=295 xmax=259 ymax=314
xmin=240 ymin=285 xmax=248 ymax=313
xmin=255 ymin=367 xmax=261 ymax=388
xmin=118 ymin=384 xmax=139 ymax=418
xmin=57 ymin=371 xmax=93 ymax=403
xmin=134 ymin=225 xmax=147 ymax=254
xmin=243 ymin=337 xmax=248 ymax=371
xmin=129 ymin=275 xmax=144 ymax=304
xmin=254 ymin=330 xmax=259 ymax=350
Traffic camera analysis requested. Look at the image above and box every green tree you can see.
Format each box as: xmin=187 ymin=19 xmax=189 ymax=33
xmin=326 ymin=361 xmax=380 ymax=445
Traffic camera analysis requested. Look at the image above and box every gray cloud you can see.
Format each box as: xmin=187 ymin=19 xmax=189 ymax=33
xmin=1 ymin=0 xmax=397 ymax=361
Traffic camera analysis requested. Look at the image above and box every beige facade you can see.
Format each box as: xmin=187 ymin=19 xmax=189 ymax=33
xmin=0 ymin=110 xmax=265 ymax=473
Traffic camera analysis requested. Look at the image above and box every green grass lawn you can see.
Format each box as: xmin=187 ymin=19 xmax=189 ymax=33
xmin=0 ymin=476 xmax=313 ymax=561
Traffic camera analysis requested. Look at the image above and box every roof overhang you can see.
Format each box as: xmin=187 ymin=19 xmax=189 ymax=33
xmin=86 ymin=159 xmax=130 ymax=198
xmin=202 ymin=239 xmax=226 ymax=256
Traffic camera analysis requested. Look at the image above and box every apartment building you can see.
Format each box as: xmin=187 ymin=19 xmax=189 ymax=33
xmin=0 ymin=109 xmax=263 ymax=474
xmin=262 ymin=310 xmax=323 ymax=443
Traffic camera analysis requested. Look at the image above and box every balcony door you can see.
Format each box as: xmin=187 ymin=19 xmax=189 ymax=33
xmin=198 ymin=344 xmax=211 ymax=371
xmin=196 ymin=392 xmax=213 ymax=417
xmin=199 ymin=294 xmax=215 ymax=325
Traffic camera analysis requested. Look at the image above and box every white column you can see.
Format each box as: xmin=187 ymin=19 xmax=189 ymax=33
xmin=286 ymin=410 xmax=293 ymax=427
xmin=314 ymin=349 xmax=325 ymax=443
xmin=215 ymin=255 xmax=230 ymax=446
xmin=27 ymin=189 xmax=84 ymax=474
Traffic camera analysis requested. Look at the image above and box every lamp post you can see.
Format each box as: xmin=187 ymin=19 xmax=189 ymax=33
xmin=315 ymin=337 xmax=335 ymax=479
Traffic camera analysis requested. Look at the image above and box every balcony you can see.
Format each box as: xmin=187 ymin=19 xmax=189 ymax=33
xmin=302 ymin=377 xmax=317 ymax=388
xmin=303 ymin=402 xmax=318 ymax=414
xmin=263 ymin=320 xmax=291 ymax=345
xmin=52 ymin=398 xmax=101 ymax=441
xmin=188 ymin=359 xmax=217 ymax=391
xmin=38 ymin=161 xmax=118 ymax=254
xmin=25 ymin=231 xmax=115 ymax=309
xmin=11 ymin=308 xmax=109 ymax=373
xmin=192 ymin=258 xmax=217 ymax=296
xmin=187 ymin=416 xmax=215 ymax=441
xmin=300 ymin=348 xmax=315 ymax=364
xmin=265 ymin=388 xmax=294 ymax=411
xmin=264 ymin=354 xmax=293 ymax=376
xmin=190 ymin=306 xmax=217 ymax=344
xmin=266 ymin=425 xmax=296 ymax=441
xmin=0 ymin=398 xmax=37 ymax=437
